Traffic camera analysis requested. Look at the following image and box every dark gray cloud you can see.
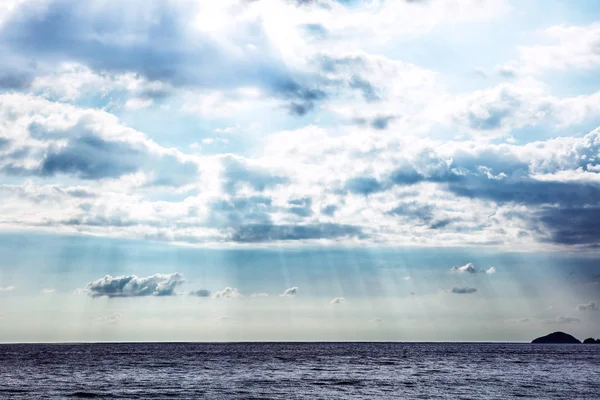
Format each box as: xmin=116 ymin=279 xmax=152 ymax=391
xmin=3 ymin=127 xmax=198 ymax=184
xmin=451 ymin=287 xmax=477 ymax=294
xmin=387 ymin=202 xmax=434 ymax=225
xmin=85 ymin=273 xmax=185 ymax=298
xmin=190 ymin=289 xmax=212 ymax=297
xmin=40 ymin=135 xmax=142 ymax=179
xmin=577 ymin=301 xmax=598 ymax=311
xmin=208 ymin=196 xmax=273 ymax=227
xmin=536 ymin=206 xmax=600 ymax=246
xmin=0 ymin=137 xmax=11 ymax=150
xmin=230 ymin=223 xmax=365 ymax=242
xmin=371 ymin=115 xmax=395 ymax=130
xmin=321 ymin=204 xmax=338 ymax=216
xmin=288 ymin=197 xmax=313 ymax=217
xmin=345 ymin=176 xmax=386 ymax=195
xmin=276 ymin=81 xmax=327 ymax=116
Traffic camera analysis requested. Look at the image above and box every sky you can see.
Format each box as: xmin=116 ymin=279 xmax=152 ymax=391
xmin=0 ymin=0 xmax=599 ymax=342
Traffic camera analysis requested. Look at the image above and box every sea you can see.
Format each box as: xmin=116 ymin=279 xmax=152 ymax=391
xmin=0 ymin=342 xmax=598 ymax=399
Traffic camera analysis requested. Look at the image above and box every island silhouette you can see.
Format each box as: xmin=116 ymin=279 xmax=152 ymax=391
xmin=532 ymin=332 xmax=600 ymax=344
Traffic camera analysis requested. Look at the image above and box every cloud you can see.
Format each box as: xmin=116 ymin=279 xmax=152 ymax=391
xmin=189 ymin=289 xmax=211 ymax=297
xmin=212 ymin=287 xmax=241 ymax=299
xmin=40 ymin=288 xmax=55 ymax=294
xmin=281 ymin=287 xmax=298 ymax=297
xmin=544 ymin=316 xmax=581 ymax=324
xmin=450 ymin=262 xmax=478 ymax=274
xmin=91 ymin=314 xmax=123 ymax=325
xmin=0 ymin=285 xmax=15 ymax=292
xmin=220 ymin=155 xmax=288 ymax=194
xmin=330 ymin=297 xmax=346 ymax=304
xmin=0 ymin=0 xmax=335 ymax=115
xmin=450 ymin=263 xmax=496 ymax=274
xmin=577 ymin=301 xmax=598 ymax=312
xmin=85 ymin=273 xmax=185 ymax=298
xmin=0 ymin=93 xmax=199 ymax=184
xmin=230 ymin=223 xmax=365 ymax=243
xmin=516 ymin=23 xmax=600 ymax=72
xmin=451 ymin=287 xmax=477 ymax=294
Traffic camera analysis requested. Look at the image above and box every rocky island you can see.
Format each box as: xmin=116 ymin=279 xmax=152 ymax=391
xmin=531 ymin=332 xmax=581 ymax=344
xmin=583 ymin=338 xmax=600 ymax=344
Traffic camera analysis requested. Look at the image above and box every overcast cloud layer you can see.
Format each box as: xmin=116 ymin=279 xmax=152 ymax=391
xmin=0 ymin=0 xmax=599 ymax=253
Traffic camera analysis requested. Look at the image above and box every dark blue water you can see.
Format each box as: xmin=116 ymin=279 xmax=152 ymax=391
xmin=0 ymin=343 xmax=598 ymax=399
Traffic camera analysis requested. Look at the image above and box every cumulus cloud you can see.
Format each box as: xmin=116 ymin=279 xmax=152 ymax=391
xmin=577 ymin=301 xmax=598 ymax=312
xmin=0 ymin=285 xmax=15 ymax=292
xmin=451 ymin=287 xmax=478 ymax=294
xmin=330 ymin=297 xmax=346 ymax=304
xmin=281 ymin=287 xmax=298 ymax=297
xmin=0 ymin=0 xmax=599 ymax=253
xmin=450 ymin=263 xmax=496 ymax=274
xmin=212 ymin=287 xmax=241 ymax=299
xmin=85 ymin=273 xmax=185 ymax=298
xmin=189 ymin=289 xmax=211 ymax=297
xmin=450 ymin=263 xmax=478 ymax=274
xmin=0 ymin=93 xmax=198 ymax=184
xmin=517 ymin=23 xmax=600 ymax=72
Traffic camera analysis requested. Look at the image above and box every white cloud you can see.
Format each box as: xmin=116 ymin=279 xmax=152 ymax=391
xmin=85 ymin=273 xmax=185 ymax=298
xmin=281 ymin=287 xmax=298 ymax=297
xmin=518 ymin=24 xmax=600 ymax=72
xmin=450 ymin=262 xmax=478 ymax=274
xmin=0 ymin=285 xmax=15 ymax=292
xmin=450 ymin=263 xmax=496 ymax=275
xmin=330 ymin=297 xmax=346 ymax=304
xmin=212 ymin=287 xmax=241 ymax=299
xmin=40 ymin=289 xmax=56 ymax=294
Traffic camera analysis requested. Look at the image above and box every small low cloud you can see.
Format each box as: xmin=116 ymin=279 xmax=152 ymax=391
xmin=545 ymin=316 xmax=580 ymax=324
xmin=330 ymin=297 xmax=346 ymax=304
xmin=251 ymin=292 xmax=269 ymax=297
xmin=451 ymin=287 xmax=478 ymax=294
xmin=281 ymin=287 xmax=298 ymax=297
xmin=212 ymin=287 xmax=241 ymax=299
xmin=41 ymin=289 xmax=56 ymax=294
xmin=577 ymin=301 xmax=598 ymax=311
xmin=85 ymin=273 xmax=185 ymax=298
xmin=91 ymin=314 xmax=123 ymax=325
xmin=189 ymin=289 xmax=211 ymax=297
xmin=450 ymin=263 xmax=496 ymax=274
xmin=0 ymin=286 xmax=15 ymax=292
